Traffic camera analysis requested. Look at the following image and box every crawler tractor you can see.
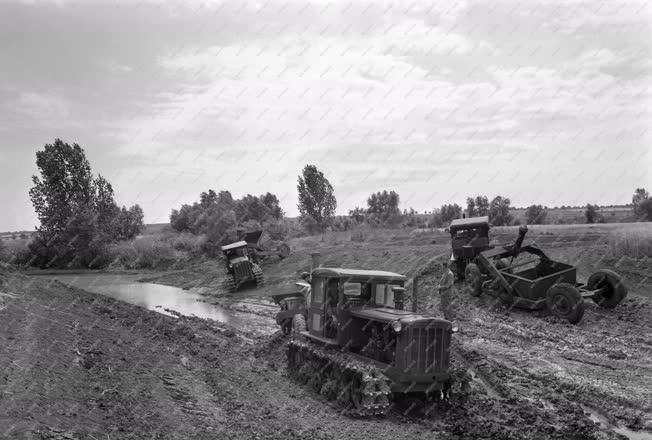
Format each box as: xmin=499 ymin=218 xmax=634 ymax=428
xmin=284 ymin=268 xmax=457 ymax=416
xmin=464 ymin=225 xmax=628 ymax=324
xmin=221 ymin=241 xmax=264 ymax=292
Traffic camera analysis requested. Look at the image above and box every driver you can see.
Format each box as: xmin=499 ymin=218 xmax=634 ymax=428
xmin=324 ymin=279 xmax=339 ymax=338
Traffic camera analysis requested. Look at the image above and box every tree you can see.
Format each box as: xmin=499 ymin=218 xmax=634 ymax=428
xmin=466 ymin=197 xmax=476 ymax=217
xmin=28 ymin=139 xmax=144 ymax=268
xmin=475 ymin=195 xmax=489 ymax=216
xmin=94 ymin=175 xmax=121 ymax=236
xmin=113 ymin=205 xmax=144 ymax=240
xmin=489 ymin=196 xmax=512 ymax=226
xmin=466 ymin=195 xmax=489 ymax=217
xmin=633 ymin=188 xmax=650 ymax=220
xmin=431 ymin=210 xmax=444 ymax=227
xmin=297 ymin=165 xmax=337 ymax=231
xmin=169 ymin=189 xmax=284 ymax=252
xmin=585 ymin=204 xmax=598 ymax=223
xmin=200 ymin=189 xmax=218 ymax=208
xmin=525 ymin=204 xmax=547 ymax=224
xmin=260 ymin=192 xmax=284 ymax=220
xmin=439 ymin=203 xmax=462 ymax=224
xmin=366 ymin=190 xmax=401 ymax=224
xmin=29 ymin=139 xmax=95 ymax=237
xmin=349 ymin=207 xmax=366 ymax=223
xmin=637 ymin=198 xmax=652 ymax=221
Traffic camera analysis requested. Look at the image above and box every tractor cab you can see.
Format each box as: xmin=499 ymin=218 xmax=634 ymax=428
xmin=222 ymin=240 xmax=249 ymax=263
xmin=449 ymin=216 xmax=492 ymax=279
xmin=305 ymin=268 xmax=408 ymax=343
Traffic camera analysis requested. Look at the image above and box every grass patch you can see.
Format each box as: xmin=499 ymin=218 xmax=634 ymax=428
xmin=607 ymin=226 xmax=652 ymax=259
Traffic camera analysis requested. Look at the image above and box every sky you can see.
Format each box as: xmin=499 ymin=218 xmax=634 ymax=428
xmin=0 ymin=0 xmax=650 ymax=231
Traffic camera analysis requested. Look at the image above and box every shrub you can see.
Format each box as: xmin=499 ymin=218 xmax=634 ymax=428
xmin=263 ymin=219 xmax=289 ymax=240
xmin=300 ymin=215 xmax=321 ymax=235
xmin=107 ymin=236 xmax=181 ymax=270
xmin=525 ymin=204 xmax=547 ymax=224
xmin=171 ymin=232 xmax=206 ymax=258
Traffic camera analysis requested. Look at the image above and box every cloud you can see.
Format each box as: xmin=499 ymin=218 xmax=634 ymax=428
xmin=15 ymin=92 xmax=71 ymax=123
xmin=0 ymin=0 xmax=650 ymax=230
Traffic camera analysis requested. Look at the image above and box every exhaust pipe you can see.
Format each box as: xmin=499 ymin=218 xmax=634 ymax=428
xmin=311 ymin=252 xmax=321 ymax=272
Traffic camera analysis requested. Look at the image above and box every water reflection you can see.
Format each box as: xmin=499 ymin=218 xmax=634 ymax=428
xmin=36 ymin=274 xmax=235 ymax=324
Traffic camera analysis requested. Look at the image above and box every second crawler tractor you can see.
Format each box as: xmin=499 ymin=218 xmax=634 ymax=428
xmin=220 ymin=241 xmax=264 ymax=292
xmin=286 ymin=267 xmax=457 ymax=416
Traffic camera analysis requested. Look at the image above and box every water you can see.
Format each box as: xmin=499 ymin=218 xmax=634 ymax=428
xmin=32 ymin=273 xmax=277 ymax=335
xmin=582 ymin=405 xmax=652 ymax=440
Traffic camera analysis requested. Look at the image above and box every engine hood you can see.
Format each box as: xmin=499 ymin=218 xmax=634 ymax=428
xmin=350 ymin=307 xmax=451 ymax=328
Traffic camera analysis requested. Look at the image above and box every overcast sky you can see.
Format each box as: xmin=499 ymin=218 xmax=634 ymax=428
xmin=1 ymin=0 xmax=650 ymax=231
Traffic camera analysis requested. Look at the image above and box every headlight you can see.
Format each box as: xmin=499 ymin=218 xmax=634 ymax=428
xmin=391 ymin=320 xmax=402 ymax=333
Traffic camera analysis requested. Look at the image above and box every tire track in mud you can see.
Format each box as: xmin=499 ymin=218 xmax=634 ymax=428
xmin=435 ymin=281 xmax=652 ymax=439
xmin=385 ymin=251 xmax=652 ymax=439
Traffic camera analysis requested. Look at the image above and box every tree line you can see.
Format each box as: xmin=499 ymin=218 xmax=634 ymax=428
xmin=10 ymin=141 xmax=652 ymax=268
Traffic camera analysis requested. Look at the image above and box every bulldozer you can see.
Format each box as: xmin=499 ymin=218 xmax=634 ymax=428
xmin=281 ymin=267 xmax=458 ymax=416
xmin=221 ymin=241 xmax=264 ymax=292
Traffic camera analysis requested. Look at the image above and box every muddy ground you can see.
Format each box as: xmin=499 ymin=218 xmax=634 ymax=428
xmin=1 ymin=225 xmax=651 ymax=439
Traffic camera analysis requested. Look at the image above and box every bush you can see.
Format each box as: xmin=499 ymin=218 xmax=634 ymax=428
xmin=171 ymin=232 xmax=206 ymax=258
xmin=300 ymin=215 xmax=321 ymax=235
xmin=525 ymin=204 xmax=547 ymax=224
xmin=263 ymin=219 xmax=289 ymax=240
xmin=106 ymin=236 xmax=181 ymax=270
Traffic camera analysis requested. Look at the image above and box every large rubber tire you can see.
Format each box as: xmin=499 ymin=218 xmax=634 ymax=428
xmin=587 ymin=269 xmax=627 ymax=309
xmin=546 ymin=283 xmax=584 ymax=324
xmin=291 ymin=314 xmax=307 ymax=340
xmin=464 ymin=263 xmax=482 ymax=297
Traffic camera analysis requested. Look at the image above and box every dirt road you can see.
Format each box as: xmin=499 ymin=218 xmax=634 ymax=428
xmin=1 ymin=225 xmax=651 ymax=439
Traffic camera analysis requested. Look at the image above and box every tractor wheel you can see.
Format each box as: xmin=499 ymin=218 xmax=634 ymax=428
xmin=291 ymin=314 xmax=307 ymax=340
xmin=252 ymin=263 xmax=265 ymax=287
xmin=281 ymin=318 xmax=293 ymax=335
xmin=587 ymin=269 xmax=627 ymax=309
xmin=222 ymin=276 xmax=237 ymax=293
xmin=464 ymin=263 xmax=482 ymax=297
xmin=546 ymin=283 xmax=584 ymax=324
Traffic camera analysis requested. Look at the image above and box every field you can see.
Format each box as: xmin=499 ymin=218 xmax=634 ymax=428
xmin=1 ymin=223 xmax=651 ymax=439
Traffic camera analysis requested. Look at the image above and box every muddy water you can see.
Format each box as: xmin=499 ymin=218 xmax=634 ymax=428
xmin=33 ymin=273 xmax=277 ymax=336
xmin=582 ymin=405 xmax=652 ymax=440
